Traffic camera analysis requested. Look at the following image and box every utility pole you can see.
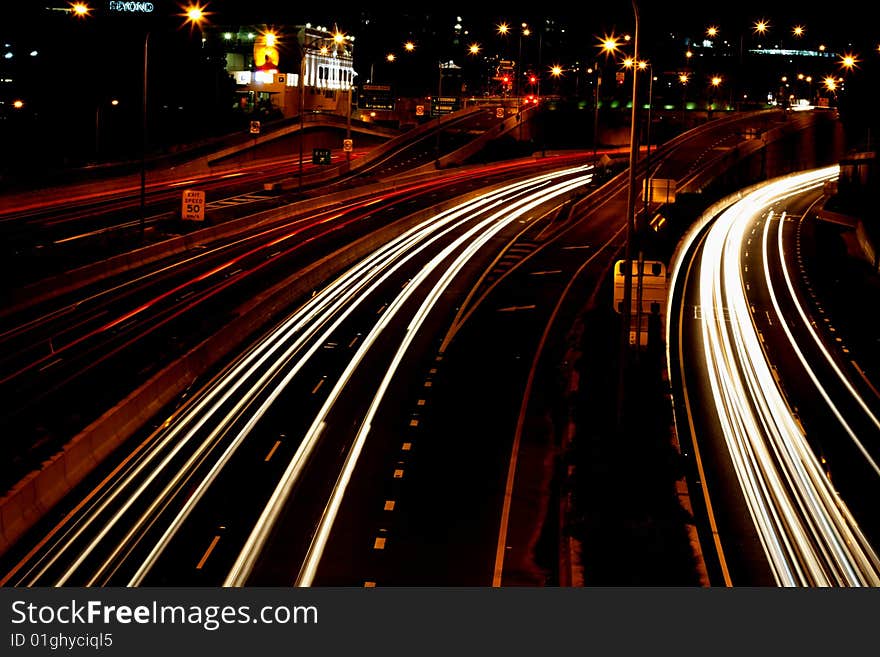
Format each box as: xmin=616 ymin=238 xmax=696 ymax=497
xmin=616 ymin=0 xmax=640 ymax=433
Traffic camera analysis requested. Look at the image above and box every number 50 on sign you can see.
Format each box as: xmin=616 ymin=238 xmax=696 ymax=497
xmin=181 ymin=189 xmax=206 ymax=221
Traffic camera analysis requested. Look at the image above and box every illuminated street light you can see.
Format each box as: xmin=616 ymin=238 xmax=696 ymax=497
xmin=599 ymin=34 xmax=620 ymax=56
xmin=707 ymin=26 xmax=719 ymax=38
xmin=69 ymin=2 xmax=90 ymax=17
xmin=792 ymin=25 xmax=805 ymax=37
xmin=617 ymin=0 xmax=641 ymax=432
xmin=840 ymin=53 xmax=859 ymax=70
xmin=404 ymin=41 xmax=415 ymax=52
xmin=386 ymin=53 xmax=396 ymax=62
xmin=497 ymin=22 xmax=510 ymax=36
xmin=469 ymin=43 xmax=481 ymax=55
xmin=754 ymin=19 xmax=770 ymax=35
xmin=12 ymin=99 xmax=24 ymax=109
xmin=140 ymin=4 xmax=208 ymax=239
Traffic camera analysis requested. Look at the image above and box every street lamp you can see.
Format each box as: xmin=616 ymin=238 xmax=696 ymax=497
xmin=617 ymin=0 xmax=640 ymax=432
xmin=69 ymin=2 xmax=90 ymax=18
xmin=594 ymin=33 xmax=623 ymax=158
xmin=139 ymin=4 xmax=207 ymax=241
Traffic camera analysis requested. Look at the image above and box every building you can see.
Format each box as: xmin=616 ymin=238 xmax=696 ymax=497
xmin=215 ymin=24 xmax=355 ymax=120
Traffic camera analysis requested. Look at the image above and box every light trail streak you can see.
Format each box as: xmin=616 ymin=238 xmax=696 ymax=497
xmin=672 ymin=165 xmax=880 ymax=586
xmin=5 ymin=163 xmax=593 ymax=587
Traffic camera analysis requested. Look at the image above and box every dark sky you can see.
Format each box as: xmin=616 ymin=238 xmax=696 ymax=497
xmin=6 ymin=2 xmax=875 ymax=48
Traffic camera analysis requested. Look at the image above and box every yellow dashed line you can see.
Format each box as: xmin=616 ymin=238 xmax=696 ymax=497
xmin=312 ymin=378 xmax=325 ymax=394
xmin=384 ymin=500 xmax=396 ymax=511
xmin=373 ymin=538 xmax=386 ymax=550
xmin=393 ymin=469 xmax=404 ymax=479
xmin=264 ymin=440 xmax=282 ymax=462
xmin=401 ymin=442 xmax=412 ymax=451
xmin=196 ymin=535 xmax=221 ymax=570
xmin=364 ymin=581 xmax=376 ymax=587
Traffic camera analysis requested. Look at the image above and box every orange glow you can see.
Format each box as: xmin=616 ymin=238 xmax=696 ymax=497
xmin=497 ymin=22 xmax=509 ymax=36
xmin=469 ymin=43 xmax=481 ymax=55
xmin=840 ymin=53 xmax=859 ymax=69
xmin=754 ymin=19 xmax=769 ymax=34
xmin=404 ymin=41 xmax=415 ymax=52
xmin=180 ymin=3 xmax=210 ymax=29
xmin=598 ymin=34 xmax=620 ymax=55
xmin=13 ymin=99 xmax=24 ymax=109
xmin=70 ymin=2 xmax=90 ymax=17
xmin=707 ymin=26 xmax=718 ymax=37
xmin=793 ymin=25 xmax=805 ymax=37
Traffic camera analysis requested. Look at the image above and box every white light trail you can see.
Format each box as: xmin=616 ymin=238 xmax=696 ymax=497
xmin=679 ymin=165 xmax=880 ymax=586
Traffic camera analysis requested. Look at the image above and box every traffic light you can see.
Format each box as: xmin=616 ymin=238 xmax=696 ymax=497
xmin=529 ymin=75 xmax=537 ymax=84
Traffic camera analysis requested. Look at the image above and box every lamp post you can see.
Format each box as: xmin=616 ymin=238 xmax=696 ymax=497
xmin=593 ymin=35 xmax=620 ymax=159
xmin=140 ymin=5 xmax=206 ymax=241
xmin=617 ymin=0 xmax=640 ymax=432
xmin=592 ymin=61 xmax=601 ymax=157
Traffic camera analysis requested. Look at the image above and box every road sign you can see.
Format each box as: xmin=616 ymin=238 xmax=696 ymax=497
xmin=644 ymin=178 xmax=677 ymax=203
xmin=415 ymin=105 xmax=425 ymax=116
xmin=343 ymin=138 xmax=353 ymax=152
xmin=312 ymin=148 xmax=332 ymax=165
xmin=249 ymin=120 xmax=261 ymax=135
xmin=496 ymin=107 xmax=504 ymax=118
xmin=181 ymin=189 xmax=206 ymax=221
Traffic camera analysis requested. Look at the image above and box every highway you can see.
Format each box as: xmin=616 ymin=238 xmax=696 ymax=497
xmin=668 ymin=166 xmax=880 ymax=586
xmin=0 ymin=164 xmax=598 ymax=586
xmin=0 ymin=106 xmax=841 ymax=586
xmin=0 ymin=152 xmax=601 ymax=495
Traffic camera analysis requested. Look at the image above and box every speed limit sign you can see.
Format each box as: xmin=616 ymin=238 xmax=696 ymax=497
xmin=181 ymin=189 xmax=205 ymax=221
xmin=343 ymin=138 xmax=353 ymax=152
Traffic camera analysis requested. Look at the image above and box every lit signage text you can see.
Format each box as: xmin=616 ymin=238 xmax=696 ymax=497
xmin=108 ymin=1 xmax=155 ymax=13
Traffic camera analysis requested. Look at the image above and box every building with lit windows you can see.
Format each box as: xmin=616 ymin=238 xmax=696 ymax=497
xmin=214 ymin=23 xmax=355 ymax=120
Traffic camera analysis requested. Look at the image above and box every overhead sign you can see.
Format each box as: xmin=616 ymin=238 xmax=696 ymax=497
xmin=107 ymin=1 xmax=155 ymax=13
xmin=312 ymin=148 xmax=332 ymax=165
xmin=343 ymin=139 xmax=353 ymax=152
xmin=181 ymin=189 xmax=205 ymax=221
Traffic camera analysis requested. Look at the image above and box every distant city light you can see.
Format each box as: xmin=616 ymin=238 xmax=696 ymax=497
xmin=13 ymin=99 xmax=24 ymax=109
